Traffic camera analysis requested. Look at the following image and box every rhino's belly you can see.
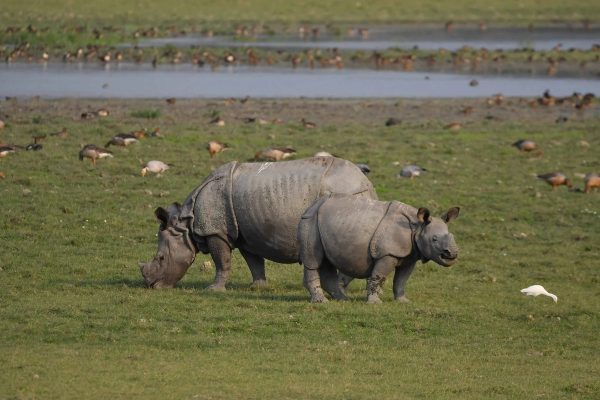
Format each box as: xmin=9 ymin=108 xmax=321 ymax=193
xmin=318 ymin=198 xmax=387 ymax=277
xmin=232 ymin=163 xmax=324 ymax=263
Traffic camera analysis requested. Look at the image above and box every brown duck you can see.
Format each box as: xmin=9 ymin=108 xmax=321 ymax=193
xmin=0 ymin=145 xmax=17 ymax=158
xmin=584 ymin=173 xmax=600 ymax=193
xmin=512 ymin=139 xmax=538 ymax=152
xmin=537 ymin=172 xmax=572 ymax=190
xmin=254 ymin=147 xmax=296 ymax=161
xmin=105 ymin=133 xmax=139 ymax=147
xmin=206 ymin=140 xmax=230 ymax=158
xmin=79 ymin=144 xmax=113 ymax=165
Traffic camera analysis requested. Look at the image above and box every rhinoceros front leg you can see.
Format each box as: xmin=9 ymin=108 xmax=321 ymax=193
xmin=238 ymin=247 xmax=267 ymax=289
xmin=367 ymin=256 xmax=398 ymax=304
xmin=206 ymin=235 xmax=232 ymax=291
xmin=393 ymin=260 xmax=416 ymax=303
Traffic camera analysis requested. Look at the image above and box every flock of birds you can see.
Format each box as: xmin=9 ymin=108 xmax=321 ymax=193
xmin=511 ymin=138 xmax=599 ymax=193
xmin=1 ymin=99 xmax=598 ymax=192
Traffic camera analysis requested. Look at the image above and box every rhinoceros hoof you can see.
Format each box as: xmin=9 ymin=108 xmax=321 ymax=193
xmin=250 ymin=280 xmax=268 ymax=290
xmin=311 ymin=294 xmax=329 ymax=303
xmin=206 ymin=284 xmax=227 ymax=292
xmin=367 ymin=295 xmax=383 ymax=304
xmin=395 ymin=295 xmax=411 ymax=303
xmin=331 ymin=292 xmax=349 ymax=301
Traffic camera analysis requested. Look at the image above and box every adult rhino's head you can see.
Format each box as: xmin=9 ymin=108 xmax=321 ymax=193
xmin=139 ymin=203 xmax=197 ymax=288
xmin=414 ymin=207 xmax=460 ymax=267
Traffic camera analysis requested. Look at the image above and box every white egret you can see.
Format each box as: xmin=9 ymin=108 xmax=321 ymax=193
xmin=520 ymin=285 xmax=557 ymax=302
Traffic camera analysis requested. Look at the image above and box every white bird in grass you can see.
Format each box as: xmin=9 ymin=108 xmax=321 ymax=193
xmin=141 ymin=160 xmax=170 ymax=177
xmin=520 ymin=285 xmax=558 ymax=303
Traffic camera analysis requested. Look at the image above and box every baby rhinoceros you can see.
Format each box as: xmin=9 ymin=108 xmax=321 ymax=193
xmin=298 ymin=196 xmax=460 ymax=303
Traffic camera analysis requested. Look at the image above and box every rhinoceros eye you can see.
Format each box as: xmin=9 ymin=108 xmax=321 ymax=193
xmin=432 ymin=235 xmax=438 ymax=242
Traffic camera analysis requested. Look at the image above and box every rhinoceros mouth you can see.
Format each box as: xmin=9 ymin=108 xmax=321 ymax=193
xmin=441 ymin=254 xmax=457 ymax=261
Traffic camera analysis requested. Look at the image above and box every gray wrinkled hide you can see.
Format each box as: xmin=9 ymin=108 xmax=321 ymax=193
xmin=182 ymin=157 xmax=376 ymax=262
xmin=299 ymin=196 xmax=459 ymax=303
xmin=139 ymin=157 xmax=378 ymax=289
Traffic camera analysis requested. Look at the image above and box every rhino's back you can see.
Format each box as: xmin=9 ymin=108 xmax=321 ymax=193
xmin=232 ymin=157 xmax=372 ymax=263
xmin=317 ymin=197 xmax=389 ymax=277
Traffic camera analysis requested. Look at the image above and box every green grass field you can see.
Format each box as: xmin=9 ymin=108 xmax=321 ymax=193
xmin=2 ymin=0 xmax=600 ymax=25
xmin=0 ymin=98 xmax=599 ymax=399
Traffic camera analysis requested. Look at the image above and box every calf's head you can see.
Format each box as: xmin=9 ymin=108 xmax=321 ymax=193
xmin=414 ymin=207 xmax=460 ymax=267
xmin=139 ymin=203 xmax=197 ymax=288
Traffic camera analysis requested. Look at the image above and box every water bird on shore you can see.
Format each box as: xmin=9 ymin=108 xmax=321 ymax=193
xmin=520 ymin=285 xmax=557 ymax=302
xmin=105 ymin=133 xmax=139 ymax=147
xmin=32 ymin=135 xmax=46 ymax=144
xmin=78 ymin=144 xmax=113 ymax=165
xmin=444 ymin=122 xmax=461 ymax=131
xmin=96 ymin=109 xmax=110 ymax=117
xmin=512 ymin=139 xmax=538 ymax=152
xmin=254 ymin=147 xmax=296 ymax=161
xmin=398 ymin=165 xmax=427 ymax=179
xmin=50 ymin=128 xmax=68 ymax=139
xmin=206 ymin=140 xmax=230 ymax=158
xmin=584 ymin=173 xmax=600 ymax=193
xmin=80 ymin=111 xmax=96 ymax=120
xmin=141 ymin=160 xmax=170 ymax=177
xmin=209 ymin=116 xmax=225 ymax=126
xmin=0 ymin=146 xmax=16 ymax=157
xmin=537 ymin=172 xmax=572 ymax=190
xmin=314 ymin=151 xmax=335 ymax=157
xmin=385 ymin=117 xmax=402 ymax=126
xmin=25 ymin=143 xmax=43 ymax=151
xmin=355 ymin=163 xmax=371 ymax=175
xmin=301 ymin=118 xmax=316 ymax=129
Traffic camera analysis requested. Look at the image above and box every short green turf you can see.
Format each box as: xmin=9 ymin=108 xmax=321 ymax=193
xmin=0 ymin=98 xmax=598 ymax=399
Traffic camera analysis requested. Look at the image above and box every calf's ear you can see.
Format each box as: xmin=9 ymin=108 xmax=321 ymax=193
xmin=155 ymin=207 xmax=169 ymax=230
xmin=417 ymin=207 xmax=431 ymax=224
xmin=442 ymin=207 xmax=460 ymax=223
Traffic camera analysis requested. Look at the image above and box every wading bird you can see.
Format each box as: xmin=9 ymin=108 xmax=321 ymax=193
xmin=520 ymin=285 xmax=557 ymax=302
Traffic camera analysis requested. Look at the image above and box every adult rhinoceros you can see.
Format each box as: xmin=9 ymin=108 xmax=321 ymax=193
xmin=140 ymin=157 xmax=377 ymax=289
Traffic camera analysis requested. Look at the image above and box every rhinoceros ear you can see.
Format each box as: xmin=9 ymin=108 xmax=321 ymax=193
xmin=155 ymin=207 xmax=169 ymax=230
xmin=417 ymin=207 xmax=431 ymax=224
xmin=442 ymin=207 xmax=460 ymax=224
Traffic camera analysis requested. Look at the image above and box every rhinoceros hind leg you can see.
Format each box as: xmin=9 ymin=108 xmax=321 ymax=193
xmin=319 ymin=260 xmax=347 ymax=301
xmin=338 ymin=273 xmax=354 ymax=295
xmin=239 ymin=247 xmax=268 ymax=289
xmin=304 ymin=268 xmax=328 ymax=303
xmin=395 ymin=295 xmax=411 ymax=303
xmin=206 ymin=235 xmax=233 ymax=291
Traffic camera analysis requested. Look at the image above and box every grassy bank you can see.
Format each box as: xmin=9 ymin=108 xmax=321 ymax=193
xmin=2 ymin=0 xmax=600 ymax=25
xmin=0 ymin=98 xmax=599 ymax=399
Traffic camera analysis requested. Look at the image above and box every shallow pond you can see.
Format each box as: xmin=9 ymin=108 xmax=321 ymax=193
xmin=1 ymin=63 xmax=598 ymax=99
